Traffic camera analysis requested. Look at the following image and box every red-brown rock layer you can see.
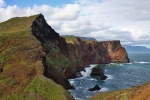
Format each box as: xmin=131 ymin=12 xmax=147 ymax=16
xmin=66 ymin=37 xmax=129 ymax=72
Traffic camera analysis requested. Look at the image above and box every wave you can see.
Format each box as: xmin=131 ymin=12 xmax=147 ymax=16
xmin=81 ymin=64 xmax=96 ymax=77
xmin=87 ymin=78 xmax=97 ymax=81
xmin=133 ymin=61 xmax=150 ymax=64
xmin=69 ymin=80 xmax=75 ymax=84
xmin=106 ymin=74 xmax=113 ymax=80
xmin=107 ymin=63 xmax=124 ymax=66
xmin=100 ymin=87 xmax=109 ymax=92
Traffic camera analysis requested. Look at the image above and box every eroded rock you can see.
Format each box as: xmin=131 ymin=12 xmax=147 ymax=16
xmin=88 ymin=85 xmax=101 ymax=91
xmin=90 ymin=64 xmax=107 ymax=80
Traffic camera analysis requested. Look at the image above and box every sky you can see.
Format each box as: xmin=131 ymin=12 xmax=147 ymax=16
xmin=0 ymin=0 xmax=150 ymax=48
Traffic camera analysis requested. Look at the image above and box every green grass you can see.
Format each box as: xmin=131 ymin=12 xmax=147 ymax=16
xmin=0 ymin=14 xmax=39 ymax=34
xmin=85 ymin=40 xmax=94 ymax=43
xmin=0 ymin=54 xmax=4 ymax=65
xmin=64 ymin=36 xmax=77 ymax=43
xmin=46 ymin=50 xmax=72 ymax=73
xmin=88 ymin=89 xmax=129 ymax=100
xmin=1 ymin=93 xmax=36 ymax=100
xmin=0 ymin=77 xmax=11 ymax=84
xmin=24 ymin=75 xmax=72 ymax=100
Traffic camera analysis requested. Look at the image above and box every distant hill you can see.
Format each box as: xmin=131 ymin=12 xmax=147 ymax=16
xmin=123 ymin=45 xmax=150 ymax=52
xmin=80 ymin=37 xmax=97 ymax=41
xmin=61 ymin=35 xmax=97 ymax=41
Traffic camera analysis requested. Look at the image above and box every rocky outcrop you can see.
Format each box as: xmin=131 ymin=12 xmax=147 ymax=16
xmin=88 ymin=85 xmax=101 ymax=91
xmin=90 ymin=64 xmax=107 ymax=80
xmin=31 ymin=15 xmax=129 ymax=83
xmin=65 ymin=37 xmax=129 ymax=73
xmin=31 ymin=14 xmax=74 ymax=89
xmin=0 ymin=14 xmax=74 ymax=100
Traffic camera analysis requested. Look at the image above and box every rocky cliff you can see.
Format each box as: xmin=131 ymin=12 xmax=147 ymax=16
xmin=65 ymin=36 xmax=129 ymax=72
xmin=0 ymin=14 xmax=74 ymax=100
xmin=0 ymin=14 xmax=129 ymax=99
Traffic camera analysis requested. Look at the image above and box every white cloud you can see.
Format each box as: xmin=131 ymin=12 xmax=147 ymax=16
xmin=51 ymin=4 xmax=80 ymax=20
xmin=0 ymin=0 xmax=5 ymax=7
xmin=0 ymin=0 xmax=150 ymax=47
xmin=74 ymin=0 xmax=150 ymax=47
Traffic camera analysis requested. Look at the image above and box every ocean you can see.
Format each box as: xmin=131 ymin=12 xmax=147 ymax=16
xmin=69 ymin=52 xmax=150 ymax=100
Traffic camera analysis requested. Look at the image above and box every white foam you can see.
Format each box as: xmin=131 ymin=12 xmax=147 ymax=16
xmin=138 ymin=61 xmax=149 ymax=64
xmin=81 ymin=64 xmax=96 ymax=77
xmin=107 ymin=63 xmax=124 ymax=66
xmin=69 ymin=80 xmax=75 ymax=84
xmin=133 ymin=61 xmax=150 ymax=64
xmin=100 ymin=87 xmax=109 ymax=92
xmin=106 ymin=74 xmax=113 ymax=80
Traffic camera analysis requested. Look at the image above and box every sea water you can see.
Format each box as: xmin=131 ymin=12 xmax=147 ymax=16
xmin=69 ymin=52 xmax=150 ymax=100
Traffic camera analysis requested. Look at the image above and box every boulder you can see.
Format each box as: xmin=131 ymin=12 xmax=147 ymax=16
xmin=90 ymin=64 xmax=107 ymax=80
xmin=88 ymin=85 xmax=101 ymax=91
xmin=76 ymin=72 xmax=83 ymax=78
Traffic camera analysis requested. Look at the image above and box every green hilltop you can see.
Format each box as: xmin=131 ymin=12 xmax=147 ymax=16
xmin=0 ymin=14 xmax=74 ymax=100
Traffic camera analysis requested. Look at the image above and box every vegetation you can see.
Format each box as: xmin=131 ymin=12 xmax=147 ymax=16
xmin=46 ymin=49 xmax=72 ymax=74
xmin=1 ymin=75 xmax=73 ymax=100
xmin=24 ymin=75 xmax=73 ymax=100
xmin=0 ymin=14 xmax=39 ymax=33
xmin=89 ymin=81 xmax=150 ymax=100
xmin=64 ymin=36 xmax=77 ymax=43
xmin=85 ymin=40 xmax=95 ymax=43
xmin=0 ymin=14 xmax=74 ymax=99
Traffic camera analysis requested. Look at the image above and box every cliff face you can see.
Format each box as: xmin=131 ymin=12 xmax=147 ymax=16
xmin=31 ymin=14 xmax=74 ymax=89
xmin=0 ymin=14 xmax=74 ymax=100
xmin=65 ymin=37 xmax=129 ymax=71
xmin=0 ymin=14 xmax=129 ymax=99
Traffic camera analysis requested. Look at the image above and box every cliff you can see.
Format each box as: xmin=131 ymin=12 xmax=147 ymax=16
xmin=0 ymin=14 xmax=74 ymax=100
xmin=65 ymin=36 xmax=129 ymax=72
xmin=0 ymin=14 xmax=128 ymax=99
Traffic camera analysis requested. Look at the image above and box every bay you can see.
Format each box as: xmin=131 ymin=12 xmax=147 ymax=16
xmin=69 ymin=52 xmax=150 ymax=100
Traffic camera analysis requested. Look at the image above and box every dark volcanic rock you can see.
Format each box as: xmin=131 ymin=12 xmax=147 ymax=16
xmin=88 ymin=85 xmax=101 ymax=91
xmin=76 ymin=72 xmax=83 ymax=78
xmin=90 ymin=64 xmax=107 ymax=80
xmin=32 ymin=14 xmax=74 ymax=89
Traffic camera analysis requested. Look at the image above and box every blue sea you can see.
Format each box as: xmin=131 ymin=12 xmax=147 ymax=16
xmin=69 ymin=52 xmax=150 ymax=100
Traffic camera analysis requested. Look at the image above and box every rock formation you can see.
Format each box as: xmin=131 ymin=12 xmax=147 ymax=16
xmin=88 ymin=85 xmax=101 ymax=91
xmin=0 ymin=14 xmax=129 ymax=99
xmin=90 ymin=64 xmax=107 ymax=80
xmin=0 ymin=14 xmax=74 ymax=100
xmin=65 ymin=36 xmax=129 ymax=75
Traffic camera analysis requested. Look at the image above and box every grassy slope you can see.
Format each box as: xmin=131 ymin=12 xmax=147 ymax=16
xmin=64 ymin=36 xmax=77 ymax=44
xmin=89 ymin=81 xmax=150 ymax=100
xmin=0 ymin=15 xmax=74 ymax=100
xmin=1 ymin=75 xmax=73 ymax=100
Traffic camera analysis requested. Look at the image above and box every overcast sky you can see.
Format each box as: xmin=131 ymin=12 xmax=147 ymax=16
xmin=0 ymin=0 xmax=150 ymax=48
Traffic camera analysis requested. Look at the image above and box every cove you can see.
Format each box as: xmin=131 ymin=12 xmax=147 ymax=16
xmin=69 ymin=52 xmax=150 ymax=100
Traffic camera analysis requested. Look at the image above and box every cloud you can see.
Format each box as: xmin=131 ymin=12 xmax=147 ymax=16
xmin=50 ymin=4 xmax=80 ymax=20
xmin=0 ymin=3 xmax=80 ymax=22
xmin=74 ymin=0 xmax=150 ymax=47
xmin=0 ymin=0 xmax=150 ymax=47
xmin=0 ymin=0 xmax=5 ymax=7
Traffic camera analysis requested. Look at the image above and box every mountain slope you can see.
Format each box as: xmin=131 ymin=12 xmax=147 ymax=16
xmin=0 ymin=14 xmax=74 ymax=100
xmin=89 ymin=81 xmax=150 ymax=100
